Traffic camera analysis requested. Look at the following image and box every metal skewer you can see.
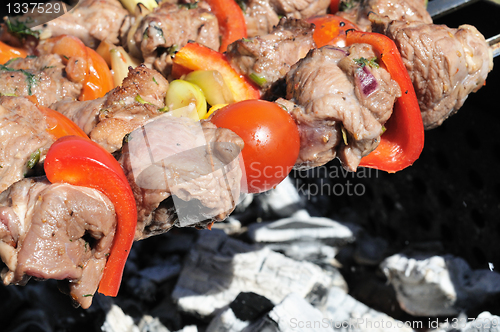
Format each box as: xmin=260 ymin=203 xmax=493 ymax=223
xmin=426 ymin=0 xmax=500 ymax=58
xmin=427 ymin=0 xmax=481 ymax=18
xmin=487 ymin=33 xmax=500 ymax=58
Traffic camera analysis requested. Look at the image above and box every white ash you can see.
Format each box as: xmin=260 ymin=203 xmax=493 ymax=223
xmin=255 ymin=176 xmax=303 ymax=217
xmin=171 ymin=229 xmax=346 ymax=317
xmin=206 ymin=307 xmax=251 ymax=332
xmin=265 ymin=241 xmax=340 ymax=267
xmin=102 ymin=306 xmax=191 ymax=332
xmin=243 ymin=293 xmax=331 ymax=332
xmin=381 ymin=254 xmax=500 ymax=316
xmin=138 ymin=316 xmax=170 ymax=332
xmin=321 ymin=286 xmax=414 ymax=332
xmin=176 ymin=326 xmax=198 ymax=332
xmin=247 ymin=209 xmax=357 ymax=244
xmin=102 ymin=305 xmax=138 ymax=332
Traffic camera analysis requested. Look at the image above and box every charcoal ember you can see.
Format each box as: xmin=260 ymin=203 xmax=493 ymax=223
xmin=255 ymin=177 xmax=303 ymax=218
xmin=148 ymin=284 xmax=184 ymax=331
xmin=154 ymin=231 xmax=198 ymax=254
xmin=126 ymin=276 xmax=158 ymax=302
xmin=321 ymin=287 xmax=413 ymax=332
xmin=0 ymin=283 xmax=24 ymax=324
xmin=242 ymin=293 xmax=331 ymax=332
xmin=205 ymin=293 xmax=273 ymax=331
xmin=138 ymin=256 xmax=182 ymax=283
xmin=229 ymin=292 xmax=274 ymax=321
xmin=381 ymin=254 xmax=500 ymax=316
xmin=247 ymin=209 xmax=358 ymax=246
xmin=171 ymin=229 xmax=345 ymax=317
xmin=353 ymin=232 xmax=389 ymax=266
xmin=5 ymin=309 xmax=52 ymax=332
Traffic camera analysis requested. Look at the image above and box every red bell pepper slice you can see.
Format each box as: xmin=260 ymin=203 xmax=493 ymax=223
xmin=205 ymin=0 xmax=247 ymax=53
xmin=307 ymin=15 xmax=359 ymax=48
xmin=43 ymin=35 xmax=113 ymax=101
xmin=173 ymin=42 xmax=260 ymax=101
xmin=0 ymin=40 xmax=28 ymax=64
xmin=346 ymin=30 xmax=424 ymax=172
xmin=27 ymin=95 xmax=88 ymax=139
xmin=79 ymin=48 xmax=114 ymax=101
xmin=44 ymin=136 xmax=137 ymax=297
xmin=39 ymin=106 xmax=89 ymax=139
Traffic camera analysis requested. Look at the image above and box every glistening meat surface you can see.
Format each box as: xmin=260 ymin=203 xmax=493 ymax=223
xmin=0 ymin=54 xmax=82 ymax=107
xmin=31 ymin=0 xmax=129 ymax=48
xmin=53 ymin=65 xmax=170 ymax=153
xmin=127 ymin=2 xmax=219 ymax=76
xmin=283 ymin=44 xmax=400 ymax=171
xmin=338 ymin=0 xmax=432 ymax=32
xmin=0 ymin=97 xmax=54 ymax=193
xmin=0 ymin=178 xmax=116 ymax=309
xmin=374 ymin=18 xmax=494 ymax=129
xmin=226 ymin=18 xmax=315 ymax=94
xmin=243 ymin=0 xmax=329 ymax=37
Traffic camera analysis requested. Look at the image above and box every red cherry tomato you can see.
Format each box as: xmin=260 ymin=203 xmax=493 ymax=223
xmin=210 ymin=100 xmax=300 ymax=193
xmin=307 ymin=15 xmax=359 ymax=48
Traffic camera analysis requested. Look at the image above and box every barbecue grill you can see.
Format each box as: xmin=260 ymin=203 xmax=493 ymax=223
xmin=1 ymin=0 xmax=500 ymax=330
xmin=303 ymin=0 xmax=500 ymax=270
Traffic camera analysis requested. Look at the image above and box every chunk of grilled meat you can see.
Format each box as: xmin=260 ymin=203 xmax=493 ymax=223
xmin=243 ymin=0 xmax=329 ymax=37
xmin=283 ymin=44 xmax=400 ymax=171
xmin=373 ymin=16 xmax=493 ymax=129
xmin=127 ymin=1 xmax=219 ymax=76
xmin=32 ymin=0 xmax=129 ymax=48
xmin=226 ymin=18 xmax=315 ymax=94
xmin=0 ymin=97 xmax=54 ymax=193
xmin=338 ymin=0 xmax=432 ymax=32
xmin=0 ymin=178 xmax=116 ymax=309
xmin=0 ymin=54 xmax=82 ymax=107
xmin=52 ymin=65 xmax=169 ymax=153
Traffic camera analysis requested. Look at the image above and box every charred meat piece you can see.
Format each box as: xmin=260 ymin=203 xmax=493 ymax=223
xmin=130 ymin=2 xmax=219 ymax=76
xmin=30 ymin=0 xmax=128 ymax=48
xmin=284 ymin=44 xmax=400 ymax=171
xmin=375 ymin=18 xmax=493 ymax=129
xmin=243 ymin=0 xmax=329 ymax=37
xmin=0 ymin=54 xmax=82 ymax=107
xmin=0 ymin=97 xmax=54 ymax=193
xmin=338 ymin=0 xmax=432 ymax=31
xmin=119 ymin=116 xmax=244 ymax=240
xmin=0 ymin=178 xmax=116 ymax=309
xmin=52 ymin=65 xmax=169 ymax=153
xmin=226 ymin=18 xmax=315 ymax=94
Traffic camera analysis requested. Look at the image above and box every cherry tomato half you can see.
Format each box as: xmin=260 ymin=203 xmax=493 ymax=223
xmin=210 ymin=100 xmax=300 ymax=194
xmin=307 ymin=15 xmax=359 ymax=48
